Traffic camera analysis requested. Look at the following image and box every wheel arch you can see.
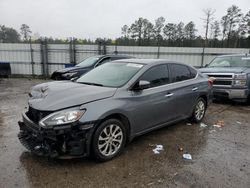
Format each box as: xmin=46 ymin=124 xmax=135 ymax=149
xmin=198 ymin=94 xmax=208 ymax=108
xmin=94 ymin=113 xmax=132 ymax=144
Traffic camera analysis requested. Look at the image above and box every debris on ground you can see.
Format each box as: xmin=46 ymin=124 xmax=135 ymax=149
xmin=200 ymin=122 xmax=208 ymax=128
xmin=236 ymin=121 xmax=242 ymax=124
xmin=213 ymin=120 xmax=225 ymax=128
xmin=153 ymin=145 xmax=164 ymax=154
xmin=147 ymin=182 xmax=154 ymax=186
xmin=183 ymin=153 xmax=192 ymax=160
xmin=213 ymin=124 xmax=221 ymax=128
xmin=209 ymin=130 xmax=216 ymax=133
xmin=178 ymin=146 xmax=184 ymax=152
xmin=186 ymin=123 xmax=192 ymax=126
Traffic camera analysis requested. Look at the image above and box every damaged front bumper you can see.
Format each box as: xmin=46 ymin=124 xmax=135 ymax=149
xmin=18 ymin=112 xmax=95 ymax=159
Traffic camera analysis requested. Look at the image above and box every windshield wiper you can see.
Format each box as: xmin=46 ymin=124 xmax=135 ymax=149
xmin=78 ymin=82 xmax=103 ymax=86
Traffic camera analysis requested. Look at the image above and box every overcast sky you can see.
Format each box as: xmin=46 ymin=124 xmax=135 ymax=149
xmin=0 ymin=0 xmax=249 ymax=40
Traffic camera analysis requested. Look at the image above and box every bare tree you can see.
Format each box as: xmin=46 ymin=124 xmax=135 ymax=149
xmin=20 ymin=24 xmax=32 ymax=41
xmin=202 ymin=8 xmax=215 ymax=47
xmin=0 ymin=25 xmax=20 ymax=42
xmin=221 ymin=15 xmax=229 ymax=42
xmin=184 ymin=21 xmax=197 ymax=40
xmin=121 ymin=25 xmax=129 ymax=38
xmin=153 ymin=17 xmax=165 ymax=45
xmin=224 ymin=5 xmax=243 ymax=47
xmin=163 ymin=23 xmax=177 ymax=44
xmin=245 ymin=11 xmax=250 ymax=35
xmin=174 ymin=22 xmax=185 ymax=46
xmin=142 ymin=20 xmax=154 ymax=45
xmin=240 ymin=11 xmax=250 ymax=37
xmin=129 ymin=18 xmax=148 ymax=45
xmin=210 ymin=21 xmax=221 ymax=40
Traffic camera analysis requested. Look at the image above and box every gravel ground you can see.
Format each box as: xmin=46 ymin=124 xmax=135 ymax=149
xmin=0 ymin=78 xmax=250 ymax=188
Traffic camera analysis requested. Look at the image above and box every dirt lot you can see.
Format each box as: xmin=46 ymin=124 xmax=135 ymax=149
xmin=0 ymin=78 xmax=250 ymax=188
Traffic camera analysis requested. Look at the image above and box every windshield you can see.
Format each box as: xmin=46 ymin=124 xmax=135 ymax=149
xmin=77 ymin=62 xmax=144 ymax=87
xmin=208 ymin=56 xmax=250 ymax=68
xmin=76 ymin=56 xmax=100 ymax=67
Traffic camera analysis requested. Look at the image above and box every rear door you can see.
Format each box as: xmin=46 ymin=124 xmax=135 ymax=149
xmin=168 ymin=64 xmax=200 ymax=117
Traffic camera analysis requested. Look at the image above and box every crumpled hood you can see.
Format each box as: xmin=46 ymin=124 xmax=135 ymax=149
xmin=28 ymin=81 xmax=117 ymax=111
xmin=199 ymin=67 xmax=250 ymax=74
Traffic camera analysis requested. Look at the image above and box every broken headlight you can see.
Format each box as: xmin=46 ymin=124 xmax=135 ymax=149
xmin=39 ymin=109 xmax=85 ymax=127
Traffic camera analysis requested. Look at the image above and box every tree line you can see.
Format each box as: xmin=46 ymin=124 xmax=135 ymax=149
xmin=0 ymin=5 xmax=249 ymax=48
xmin=118 ymin=5 xmax=250 ymax=48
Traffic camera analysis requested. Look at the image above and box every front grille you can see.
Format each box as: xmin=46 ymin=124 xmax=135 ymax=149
xmin=26 ymin=107 xmax=51 ymax=123
xmin=207 ymin=74 xmax=232 ymax=78
xmin=213 ymin=80 xmax=232 ymax=85
xmin=204 ymin=73 xmax=234 ymax=87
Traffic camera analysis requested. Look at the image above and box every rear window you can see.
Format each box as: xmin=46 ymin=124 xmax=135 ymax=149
xmin=170 ymin=64 xmax=194 ymax=82
xmin=189 ymin=67 xmax=197 ymax=78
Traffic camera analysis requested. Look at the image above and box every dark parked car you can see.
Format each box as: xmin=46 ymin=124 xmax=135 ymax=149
xmin=18 ymin=59 xmax=212 ymax=161
xmin=0 ymin=62 xmax=11 ymax=77
xmin=200 ymin=54 xmax=250 ymax=102
xmin=51 ymin=55 xmax=133 ymax=80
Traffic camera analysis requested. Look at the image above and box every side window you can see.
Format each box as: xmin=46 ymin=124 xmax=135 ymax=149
xmin=189 ymin=67 xmax=197 ymax=78
xmin=111 ymin=56 xmax=126 ymax=61
xmin=170 ymin=64 xmax=192 ymax=82
xmin=140 ymin=65 xmax=169 ymax=88
xmin=96 ymin=57 xmax=111 ymax=67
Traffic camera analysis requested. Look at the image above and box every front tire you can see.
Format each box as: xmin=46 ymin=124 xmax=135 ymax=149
xmin=190 ymin=97 xmax=206 ymax=123
xmin=92 ymin=119 xmax=126 ymax=162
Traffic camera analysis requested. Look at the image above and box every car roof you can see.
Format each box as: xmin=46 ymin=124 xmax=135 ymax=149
xmin=216 ymin=54 xmax=250 ymax=58
xmin=93 ymin=54 xmax=134 ymax=58
xmin=114 ymin=58 xmax=186 ymax=65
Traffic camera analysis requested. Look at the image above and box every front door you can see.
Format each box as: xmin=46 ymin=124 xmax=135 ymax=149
xmin=128 ymin=64 xmax=178 ymax=133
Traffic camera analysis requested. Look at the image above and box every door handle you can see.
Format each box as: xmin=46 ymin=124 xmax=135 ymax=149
xmin=192 ymin=87 xmax=198 ymax=91
xmin=165 ymin=93 xmax=174 ymax=97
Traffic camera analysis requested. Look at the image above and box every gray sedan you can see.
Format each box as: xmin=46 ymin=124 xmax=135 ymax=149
xmin=18 ymin=59 xmax=212 ymax=161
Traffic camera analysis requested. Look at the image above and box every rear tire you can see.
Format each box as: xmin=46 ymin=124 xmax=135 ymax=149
xmin=190 ymin=97 xmax=206 ymax=123
xmin=92 ymin=119 xmax=126 ymax=162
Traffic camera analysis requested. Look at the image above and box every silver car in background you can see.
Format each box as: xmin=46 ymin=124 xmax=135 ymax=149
xmin=18 ymin=59 xmax=213 ymax=161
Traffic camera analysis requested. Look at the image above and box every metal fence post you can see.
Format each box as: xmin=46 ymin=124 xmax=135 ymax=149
xmin=114 ymin=42 xmax=118 ymax=55
xmin=69 ymin=38 xmax=76 ymax=65
xmin=73 ymin=39 xmax=76 ymax=64
xmin=103 ymin=42 xmax=106 ymax=55
xmin=157 ymin=45 xmax=160 ymax=59
xmin=98 ymin=41 xmax=102 ymax=55
xmin=201 ymin=47 xmax=205 ymax=67
xmin=29 ymin=37 xmax=34 ymax=76
xmin=41 ymin=40 xmax=49 ymax=78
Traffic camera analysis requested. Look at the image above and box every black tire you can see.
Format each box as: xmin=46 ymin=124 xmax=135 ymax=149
xmin=92 ymin=119 xmax=126 ymax=162
xmin=190 ymin=97 xmax=207 ymax=123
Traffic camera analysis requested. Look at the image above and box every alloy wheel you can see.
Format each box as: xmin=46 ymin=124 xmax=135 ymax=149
xmin=195 ymin=100 xmax=205 ymax=121
xmin=98 ymin=124 xmax=123 ymax=157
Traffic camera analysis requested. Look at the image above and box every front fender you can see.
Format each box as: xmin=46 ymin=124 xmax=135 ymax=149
xmin=79 ymin=98 xmax=132 ymax=126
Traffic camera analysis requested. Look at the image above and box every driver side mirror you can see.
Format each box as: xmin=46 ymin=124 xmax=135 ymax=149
xmin=204 ymin=64 xmax=208 ymax=67
xmin=133 ymin=80 xmax=150 ymax=91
